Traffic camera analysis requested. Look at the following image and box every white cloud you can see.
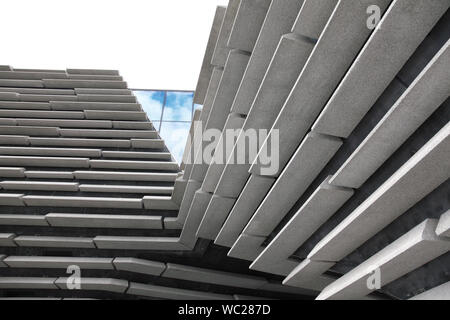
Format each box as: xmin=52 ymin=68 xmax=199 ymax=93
xmin=160 ymin=122 xmax=191 ymax=163
xmin=0 ymin=0 xmax=229 ymax=90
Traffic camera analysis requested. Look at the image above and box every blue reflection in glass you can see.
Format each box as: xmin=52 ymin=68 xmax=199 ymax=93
xmin=134 ymin=90 xmax=164 ymax=121
xmin=160 ymin=122 xmax=191 ymax=163
xmin=163 ymin=91 xmax=194 ymax=121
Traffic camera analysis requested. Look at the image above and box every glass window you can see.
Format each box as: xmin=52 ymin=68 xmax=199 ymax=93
xmin=160 ymin=122 xmax=191 ymax=163
xmin=163 ymin=91 xmax=194 ymax=121
xmin=133 ymin=89 xmax=195 ymax=164
xmin=134 ymin=90 xmax=164 ymax=121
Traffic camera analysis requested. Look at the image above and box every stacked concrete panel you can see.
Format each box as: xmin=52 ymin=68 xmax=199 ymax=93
xmin=2 ymin=1 xmax=448 ymax=300
xmin=178 ymin=1 xmax=449 ymax=300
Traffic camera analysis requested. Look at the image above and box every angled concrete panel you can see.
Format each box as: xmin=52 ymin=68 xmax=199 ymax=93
xmin=113 ymin=257 xmax=166 ymax=276
xmin=23 ymin=195 xmax=143 ymax=209
xmin=163 ymin=263 xmax=267 ymax=290
xmin=0 ymin=214 xmax=49 ymax=226
xmin=179 ymin=191 xmax=212 ymax=248
xmin=309 ymin=123 xmax=450 ymax=262
xmin=14 ymin=236 xmax=95 ymax=248
xmin=436 ymin=210 xmax=450 ymax=238
xmin=228 ymin=233 xmax=265 ymax=261
xmin=46 ymin=213 xmax=163 ymax=230
xmin=193 ymin=6 xmax=226 ymax=105
xmin=197 ymin=195 xmax=236 ymax=240
xmin=4 ymin=256 xmax=114 ymax=270
xmin=410 ymin=281 xmax=450 ymax=300
xmin=128 ymin=282 xmax=231 ymax=300
xmin=231 ymin=0 xmax=305 ymax=115
xmin=252 ymin=0 xmax=392 ymax=176
xmin=215 ymin=174 xmax=275 ymax=247
xmin=0 ymin=277 xmax=58 ymax=289
xmin=283 ymin=259 xmax=335 ymax=290
xmin=211 ymin=0 xmax=241 ymax=67
xmin=227 ymin=0 xmax=271 ymax=52
xmin=313 ymin=0 xmax=449 ymax=138
xmin=94 ymin=236 xmax=188 ymax=251
xmin=317 ymin=219 xmax=450 ymax=300
xmin=251 ymin=177 xmax=353 ymax=275
xmin=330 ymin=39 xmax=450 ymax=188
xmin=245 ymin=133 xmax=343 ymax=236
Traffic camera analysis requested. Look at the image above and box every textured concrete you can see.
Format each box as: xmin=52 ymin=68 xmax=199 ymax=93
xmin=0 ymin=233 xmax=17 ymax=247
xmin=330 ymin=39 xmax=450 ymax=188
xmin=0 ymin=193 xmax=24 ymax=206
xmin=198 ymin=67 xmax=224 ymax=131
xmin=30 ymin=137 xmax=130 ymax=148
xmin=176 ymin=180 xmax=202 ymax=225
xmin=55 ymin=277 xmax=128 ymax=293
xmin=131 ymin=139 xmax=165 ymax=149
xmin=197 ymin=195 xmax=236 ymax=240
xmin=77 ymin=94 xmax=136 ymax=103
xmin=60 ymin=128 xmax=156 ymax=138
xmin=313 ymin=0 xmax=449 ymax=138
xmin=181 ymin=109 xmax=201 ymax=170
xmin=0 ymin=181 xmax=79 ymax=192
xmin=25 ymin=171 xmax=73 ymax=179
xmin=0 ymin=155 xmax=89 ymax=168
xmin=410 ymin=281 xmax=450 ymax=300
xmin=14 ymin=236 xmax=95 ymax=248
xmin=112 ymin=120 xmax=152 ymax=130
xmin=291 ymin=0 xmax=338 ymax=38
xmin=252 ymin=0 xmax=392 ymax=176
xmin=0 ymin=255 xmax=6 ymax=267
xmin=227 ymin=0 xmax=271 ymax=52
xmin=179 ymin=191 xmax=212 ymax=248
xmin=0 ymin=215 xmax=49 ymax=226
xmin=128 ymin=282 xmax=231 ymax=300
xmin=18 ymin=118 xmax=112 ymax=128
xmin=102 ymin=151 xmax=171 ymax=160
xmin=245 ymin=133 xmax=343 ymax=236
xmin=228 ymin=233 xmax=265 ymax=261
xmin=93 ymin=236 xmax=188 ymax=251
xmin=22 ymin=195 xmax=143 ymax=209
xmin=50 ymin=101 xmax=141 ymax=111
xmin=283 ymin=259 xmax=335 ymax=291
xmin=317 ymin=219 xmax=450 ymax=300
xmin=73 ymin=171 xmax=177 ymax=182
xmin=4 ymin=256 xmax=114 ymax=270
xmin=90 ymin=160 xmax=178 ymax=171
xmin=0 ymin=109 xmax=84 ymax=119
xmin=84 ymin=110 xmax=147 ymax=121
xmin=163 ymin=263 xmax=267 ymax=290
xmin=231 ymin=0 xmax=304 ymax=115
xmin=211 ymin=0 xmax=241 ymax=67
xmin=436 ymin=210 xmax=450 ymax=238
xmin=79 ymin=184 xmax=173 ymax=195
xmin=250 ymin=177 xmax=354 ymax=275
xmin=43 ymin=79 xmax=127 ymax=89
xmin=143 ymin=196 xmax=179 ymax=210
xmin=0 ymin=277 xmax=58 ymax=289
xmin=0 ymin=125 xmax=58 ymax=136
xmin=0 ymin=167 xmax=25 ymax=177
xmin=0 ymin=135 xmax=29 ymax=146
xmin=191 ymin=49 xmax=250 ymax=181
xmin=215 ymin=174 xmax=275 ymax=247
xmin=171 ymin=177 xmax=188 ymax=206
xmin=193 ymin=6 xmax=226 ymax=105
xmin=113 ymin=257 xmax=166 ymax=276
xmin=0 ymin=146 xmax=102 ymax=157
xmin=309 ymin=123 xmax=450 ymax=262
xmin=46 ymin=213 xmax=163 ymax=229
xmin=201 ymin=113 xmax=245 ymax=193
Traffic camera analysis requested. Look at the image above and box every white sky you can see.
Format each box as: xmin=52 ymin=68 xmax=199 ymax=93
xmin=1 ymin=0 xmax=229 ymax=90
